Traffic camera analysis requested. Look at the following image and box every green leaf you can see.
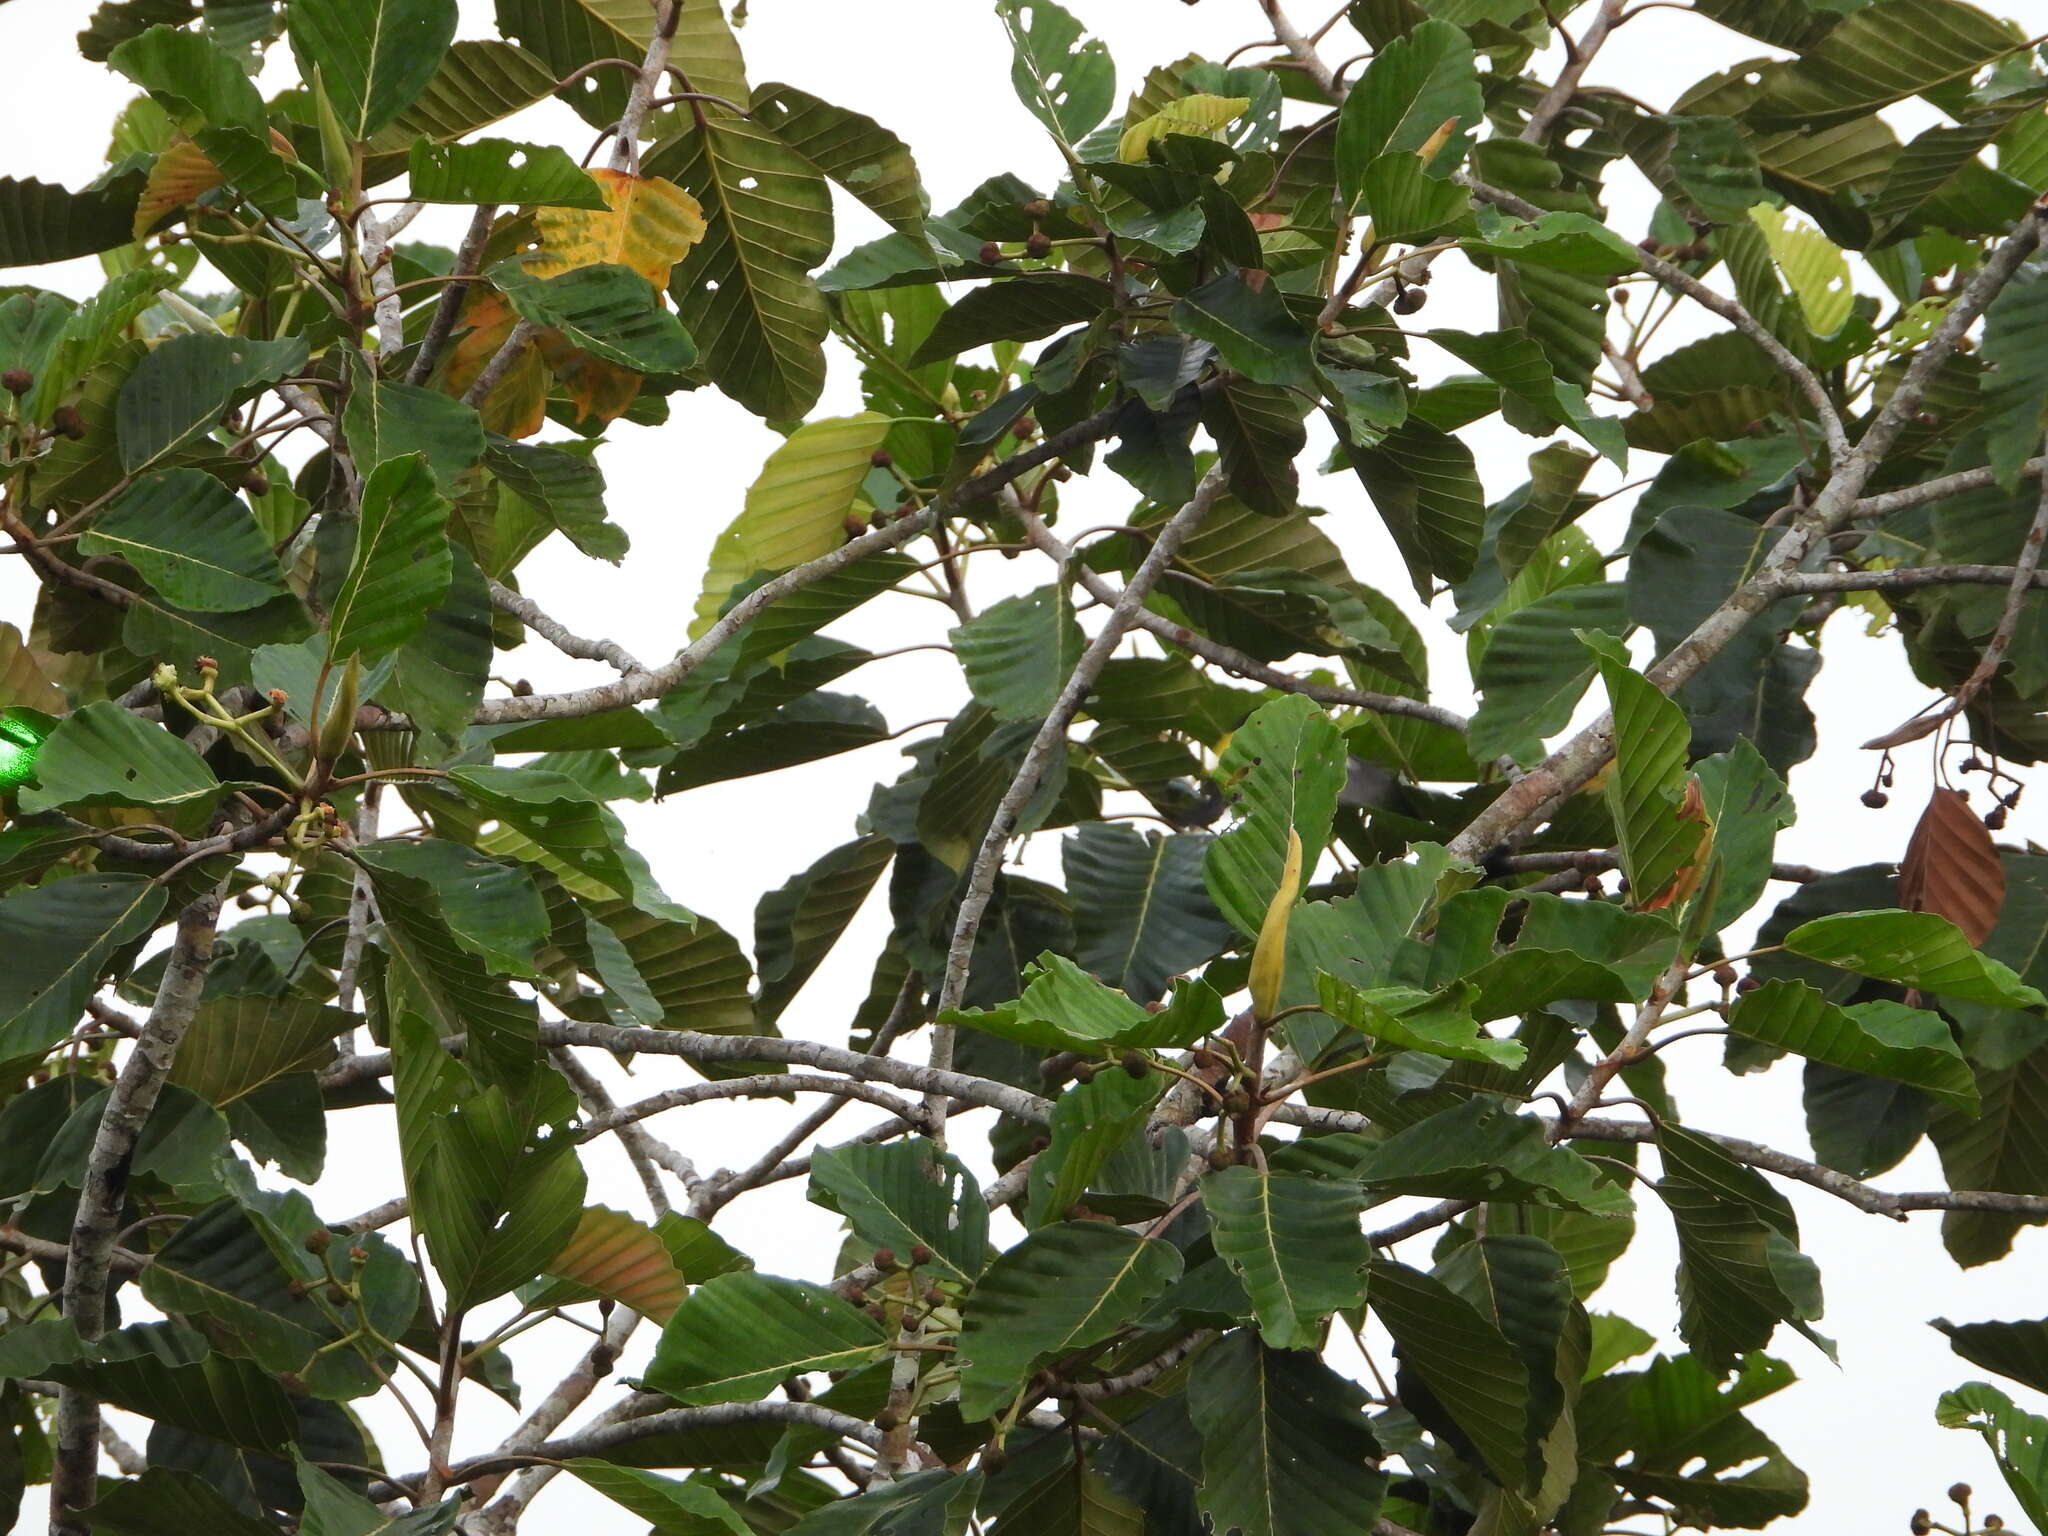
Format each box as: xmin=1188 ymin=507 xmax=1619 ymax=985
xmin=358 ymin=838 xmax=549 ymax=977
xmin=1693 ymin=738 xmax=1795 ymax=930
xmin=391 ymin=1015 xmax=586 ymax=1311
xmin=328 ymin=454 xmax=453 ymax=661
xmin=1749 ymin=0 xmax=2021 ymax=129
xmin=956 ymin=1222 xmax=1182 ymax=1420
xmin=1929 ymin=1044 xmax=2048 ymax=1267
xmin=564 ymin=1462 xmax=751 ymax=1536
xmin=79 ymin=469 xmax=285 ymax=613
xmin=951 ymin=583 xmax=1085 ymax=721
xmin=809 ymin=1139 xmax=990 ymax=1285
xmin=1369 ymin=1257 xmax=1534 ymax=1490
xmin=1785 ymin=910 xmax=2048 ymax=1010
xmin=645 ymin=1271 xmax=889 ymax=1406
xmin=995 ymin=0 xmax=1115 ymax=147
xmin=1584 ymin=630 xmax=1711 ymax=912
xmin=1188 ymin=1330 xmax=1386 ymax=1536
xmin=368 ymin=39 xmax=562 ymax=170
xmin=755 ymin=835 xmax=894 ymax=1024
xmin=529 ymin=1205 xmax=688 ymax=1323
xmin=116 ymin=332 xmax=307 ymax=472
xmin=1335 ymin=18 xmax=1480 ymax=202
xmin=1357 ymin=152 xmax=1472 ymax=244
xmin=1980 ymin=265 xmax=2048 ymax=493
xmin=943 ymin=952 xmax=1223 ymax=1054
xmin=650 ymin=114 xmax=832 ymax=422
xmin=1747 ymin=203 xmax=1854 ymax=336
xmin=491 ymin=260 xmax=698 ymax=373
xmin=1170 ymin=273 xmax=1312 ymax=389
xmin=1934 ymin=1317 xmax=2048 ymax=1397
xmin=168 ymin=996 xmax=348 ymax=1106
xmin=81 ymin=1469 xmax=280 ymax=1536
xmin=107 ymin=23 xmax=264 ymax=134
xmin=1425 ymin=328 xmax=1626 ymax=466
xmin=750 ymin=84 xmax=930 ymax=242
xmin=380 ymin=544 xmax=491 ymax=751
xmin=297 ymin=1457 xmax=462 ymax=1534
xmin=784 ymin=1471 xmax=983 ymax=1536
xmin=1203 ymin=1167 xmax=1369 ymax=1349
xmin=1342 ymin=417 xmax=1486 ymax=594
xmin=1314 ymin=975 xmax=1528 ymax=1067
xmin=1204 ymin=694 xmax=1346 ymax=935
xmin=0 ymin=874 xmax=167 ymax=1066
xmin=1729 ymin=980 xmax=1978 ymax=1113
xmin=1467 ymin=580 xmax=1628 ymax=762
xmin=691 ymin=413 xmax=892 ymax=636
xmin=288 ymin=0 xmax=458 ymax=140
xmin=18 ymin=701 xmax=218 ymax=816
xmin=407 ymin=135 xmax=608 ymax=207
xmin=1063 ymin=823 xmax=1235 ymax=1003
xmin=1937 ymin=1382 xmax=2048 ymax=1535
xmin=1299 ymin=1096 xmax=1631 ymax=1215
xmin=1460 ymin=209 xmax=1641 ymax=275
xmin=484 ymin=436 xmax=624 ymax=563
xmin=1028 ymin=1064 xmax=1168 ymax=1226
xmin=911 ymin=272 xmax=1113 ymax=365
xmin=1205 ymin=378 xmax=1307 ymax=519
xmin=342 ymin=353 xmax=487 ymax=491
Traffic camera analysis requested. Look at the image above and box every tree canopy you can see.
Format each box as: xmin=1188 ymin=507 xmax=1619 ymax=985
xmin=3 ymin=0 xmax=2048 ymax=1533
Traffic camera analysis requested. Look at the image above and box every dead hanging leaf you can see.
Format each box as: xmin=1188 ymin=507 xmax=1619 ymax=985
xmin=1899 ymin=785 xmax=2006 ymax=945
xmin=542 ymin=1206 xmax=688 ymax=1324
xmin=0 ymin=623 xmax=64 ymax=713
xmin=530 ymin=168 xmax=707 ymax=285
xmin=134 ymin=138 xmax=224 ymax=238
xmin=1636 ymin=776 xmax=1716 ymax=914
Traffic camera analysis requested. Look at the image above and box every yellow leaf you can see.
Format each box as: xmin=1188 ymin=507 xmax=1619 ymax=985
xmin=544 ymin=1206 xmax=688 ymax=1324
xmin=530 ymin=168 xmax=707 ymax=285
xmin=536 ymin=330 xmax=644 ymax=429
xmin=434 ymin=289 xmax=549 ymax=439
xmin=1748 ymin=202 xmax=1854 ymax=337
xmin=134 ymin=138 xmax=223 ymax=239
xmin=691 ymin=413 xmax=893 ymax=637
xmin=1119 ymin=94 xmax=1250 ymax=163
xmin=1248 ymin=827 xmax=1302 ymax=1022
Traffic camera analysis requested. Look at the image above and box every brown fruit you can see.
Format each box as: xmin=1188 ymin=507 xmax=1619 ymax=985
xmin=1950 ymin=1486 xmax=1973 ymax=1507
xmin=979 ymin=241 xmax=1005 ymax=265
xmin=909 ymin=1243 xmax=934 ymax=1266
xmin=1021 ymin=199 xmax=1052 ymax=219
xmin=872 ymin=1247 xmax=898 ymax=1270
xmin=1 ymin=367 xmax=31 ymax=395
xmin=1861 ymin=787 xmax=1889 ymax=809
xmin=870 ymin=447 xmax=894 ymax=468
xmin=1025 ymin=231 xmax=1054 ymax=258
xmin=1910 ymin=1513 xmax=1932 ymax=1535
xmin=1392 ymin=287 xmax=1427 ymax=314
xmin=240 ymin=468 xmax=271 ymax=497
xmin=1122 ymin=1050 xmax=1149 ymax=1078
xmin=303 ymin=1228 xmax=332 ymax=1256
xmin=51 ymin=404 xmax=86 ymax=439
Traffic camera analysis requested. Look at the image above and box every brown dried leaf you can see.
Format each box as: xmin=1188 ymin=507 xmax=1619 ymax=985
xmin=0 ymin=622 xmax=63 ymax=712
xmin=1899 ymin=785 xmax=2006 ymax=945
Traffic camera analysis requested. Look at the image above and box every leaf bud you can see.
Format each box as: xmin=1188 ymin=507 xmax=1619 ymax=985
xmin=979 ymin=241 xmax=1005 ymax=265
xmin=316 ymin=654 xmax=361 ymax=763
xmin=1950 ymin=1486 xmax=1973 ymax=1507
xmin=51 ymin=404 xmax=86 ymax=439
xmin=302 ymin=1228 xmax=331 ymax=1256
xmin=267 ymin=688 xmax=289 ymax=711
xmin=348 ymin=1246 xmax=369 ymax=1266
xmin=1025 ymin=231 xmax=1054 ymax=259
xmin=1121 ymin=1050 xmax=1149 ymax=1078
xmin=909 ymin=1243 xmax=934 ymax=1267
xmin=1391 ymin=287 xmax=1427 ymax=315
xmin=1860 ymin=787 xmax=1889 ymax=808
xmin=1 ymin=367 xmax=31 ymax=395
xmin=872 ymin=1247 xmax=898 ymax=1270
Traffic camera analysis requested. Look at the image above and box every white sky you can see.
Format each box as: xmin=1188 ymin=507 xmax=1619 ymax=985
xmin=0 ymin=0 xmax=2043 ymax=1529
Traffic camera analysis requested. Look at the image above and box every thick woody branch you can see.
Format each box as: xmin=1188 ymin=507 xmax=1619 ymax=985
xmin=359 ymin=202 xmax=420 ymax=357
xmin=610 ymin=0 xmax=684 ymax=169
xmin=1851 ymin=454 xmax=2048 ymax=519
xmin=52 ymin=895 xmax=221 ymax=1534
xmin=578 ymin=1072 xmax=934 ymax=1142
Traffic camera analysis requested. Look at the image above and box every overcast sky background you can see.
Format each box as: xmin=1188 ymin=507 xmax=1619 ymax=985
xmin=1 ymin=0 xmax=2043 ymax=1528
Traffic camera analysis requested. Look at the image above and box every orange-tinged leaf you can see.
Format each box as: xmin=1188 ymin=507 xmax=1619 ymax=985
xmin=1900 ymin=785 xmax=2006 ymax=946
xmin=530 ymin=168 xmax=706 ymax=285
xmin=544 ymin=1206 xmax=688 ymax=1324
xmin=535 ymin=329 xmax=643 ymax=428
xmin=134 ymin=138 xmax=223 ymax=238
xmin=1637 ymin=775 xmax=1715 ymax=913
xmin=436 ymin=289 xmax=549 ymax=438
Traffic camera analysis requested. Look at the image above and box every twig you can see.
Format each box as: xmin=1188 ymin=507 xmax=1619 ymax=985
xmin=52 ymin=895 xmax=221 ymax=1535
xmin=609 ymin=0 xmax=685 ymax=173
xmin=408 ymin=203 xmax=499 ymax=386
xmin=461 ymin=319 xmax=540 ymax=407
xmin=358 ymin=202 xmax=420 ymax=357
xmin=577 ymin=1073 xmax=933 ymax=1142
xmin=1851 ymin=454 xmax=2048 ymax=519
xmin=1521 ymin=0 xmax=1628 ymax=143
xmin=490 ymin=578 xmax=648 ymax=676
xmin=553 ymin=1048 xmax=684 ymax=1215
xmin=1255 ymin=0 xmax=1338 ymax=96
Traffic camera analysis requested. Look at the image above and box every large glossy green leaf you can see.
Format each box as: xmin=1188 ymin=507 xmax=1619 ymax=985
xmin=755 ymin=835 xmax=893 ymax=1024
xmin=1935 ymin=1316 xmax=2048 ymax=1397
xmin=297 ymin=1458 xmax=462 ymax=1534
xmin=956 ymin=1222 xmax=1182 ymax=1420
xmin=328 ymin=454 xmax=453 ymax=661
xmin=751 ymin=83 xmax=929 ymax=242
xmin=287 ymin=0 xmax=457 ymax=140
xmin=168 ymin=996 xmax=347 ymax=1106
xmin=342 ymin=354 xmax=487 ymax=490
xmin=1207 ymin=378 xmax=1307 ymax=519
xmin=783 ymin=1471 xmax=983 ymax=1536
xmin=0 ymin=874 xmax=167 ymax=1064
xmin=1929 ymin=1042 xmax=2048 ymax=1267
xmin=1203 ymin=1166 xmax=1368 ymax=1350
xmin=448 ymin=764 xmax=638 ymax=905
xmin=1204 ymin=694 xmax=1345 ymax=935
xmin=116 ymin=332 xmax=306 ymax=472
xmin=1028 ymin=1065 xmax=1169 ymax=1226
xmin=484 ymin=435 xmax=624 ymax=562
xmin=1335 ymin=18 xmax=1480 ymax=202
xmin=1936 ymin=1382 xmax=2048 ymax=1534
xmin=951 ymin=583 xmax=1085 ymax=722
xmin=942 ymin=952 xmax=1223 ymax=1054
xmin=1063 ymin=823 xmax=1234 ymax=1003
xmin=1426 ymin=328 xmax=1626 ymax=466
xmin=1467 ymin=580 xmax=1627 ymax=762
xmin=1314 ymin=975 xmax=1528 ymax=1067
xmin=379 ymin=544 xmax=492 ymax=751
xmin=1786 ymin=910 xmax=2048 ymax=1009
xmin=1369 ymin=1257 xmax=1534 ymax=1490
xmin=911 ymin=272 xmax=1113 ymax=365
xmin=1979 ymin=265 xmax=2048 ymax=492
xmin=357 ymin=838 xmax=548 ymax=977
xmin=645 ymin=1270 xmax=889 ymax=1405
xmin=19 ymin=701 xmax=218 ymax=816
xmin=995 ymin=0 xmax=1115 ymax=146
xmin=809 ymin=1138 xmax=990 ymax=1285
xmin=1729 ymin=980 xmax=1978 ymax=1112
xmin=1343 ymin=417 xmax=1485 ymax=595
xmin=81 ymin=1469 xmax=280 ymax=1536
xmin=492 ymin=260 xmax=697 ymax=373
xmin=367 ymin=39 xmax=561 ymax=172
xmin=1188 ymin=1330 xmax=1386 ymax=1536
xmin=1585 ymin=630 xmax=1710 ymax=912
xmin=391 ymin=1014 xmax=585 ymax=1311
xmin=78 ymin=469 xmax=283 ymax=613
xmin=0 ymin=173 xmax=146 ymax=267
xmin=106 ymin=23 xmax=264 ymax=133
xmin=1170 ymin=273 xmax=1312 ymax=390
xmin=691 ymin=413 xmax=891 ymax=635
xmin=652 ymin=114 xmax=832 ymax=422
xmin=407 ymin=135 xmax=608 ymax=207
xmin=565 ymin=1462 xmax=751 ymax=1535
xmin=1749 ymin=0 xmax=2020 ymax=129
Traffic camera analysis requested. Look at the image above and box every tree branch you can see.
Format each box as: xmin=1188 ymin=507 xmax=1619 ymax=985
xmin=490 ymin=578 xmax=648 ymax=676
xmin=408 ymin=203 xmax=499 ymax=386
xmin=1851 ymin=453 xmax=2048 ymax=519
xmin=578 ymin=1072 xmax=934 ymax=1143
xmin=1520 ymin=0 xmax=1629 ymax=144
xmin=52 ymin=894 xmax=221 ymax=1535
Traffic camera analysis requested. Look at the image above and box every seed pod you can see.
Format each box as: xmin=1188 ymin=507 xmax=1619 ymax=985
xmin=1021 ymin=199 xmax=1052 ymax=219
xmin=1861 ymin=787 xmax=1889 ymax=809
xmin=1391 ymin=287 xmax=1427 ymax=314
xmin=1071 ymin=1060 xmax=1098 ymax=1083
xmin=1985 ymin=1517 xmax=2004 ymax=1530
xmin=1910 ymin=1512 xmax=1931 ymax=1535
xmin=240 ymin=468 xmax=271 ymax=497
xmin=1951 ymin=1485 xmax=1973 ymax=1507
xmin=303 ymin=1228 xmax=332 ymax=1256
xmin=511 ymin=678 xmax=533 ymax=697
